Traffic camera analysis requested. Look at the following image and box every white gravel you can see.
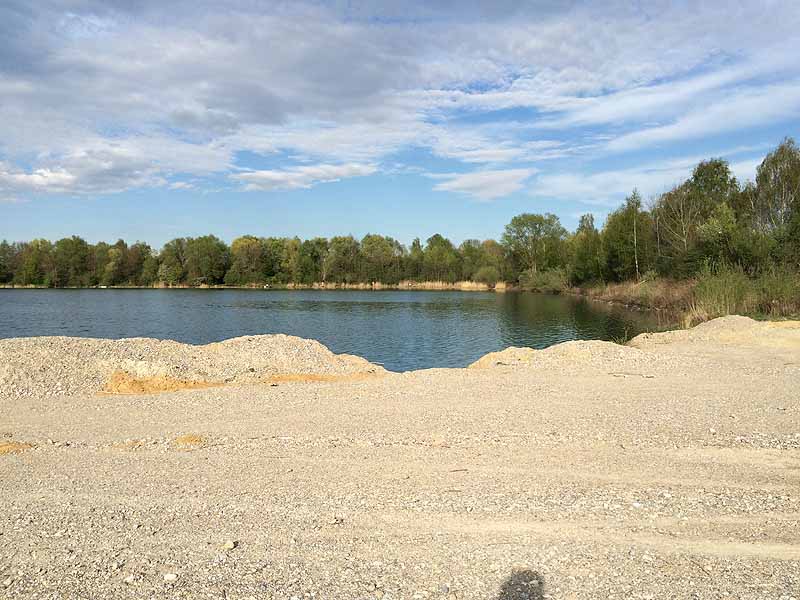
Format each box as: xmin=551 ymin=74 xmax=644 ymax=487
xmin=1 ymin=316 xmax=799 ymax=599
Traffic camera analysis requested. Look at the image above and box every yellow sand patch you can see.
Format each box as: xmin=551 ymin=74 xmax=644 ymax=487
xmin=172 ymin=434 xmax=206 ymax=450
xmin=265 ymin=372 xmax=383 ymax=384
xmin=101 ymin=371 xmax=223 ymax=395
xmin=0 ymin=441 xmax=33 ymax=455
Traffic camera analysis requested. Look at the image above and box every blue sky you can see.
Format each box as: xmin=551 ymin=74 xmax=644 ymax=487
xmin=1 ymin=1 xmax=799 ymax=247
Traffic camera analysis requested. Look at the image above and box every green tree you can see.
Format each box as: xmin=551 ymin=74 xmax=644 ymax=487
xmin=501 ymin=213 xmax=567 ymax=278
xmin=0 ymin=241 xmax=14 ymax=283
xmin=262 ymin=237 xmax=287 ymax=282
xmin=157 ymin=238 xmax=187 ymax=285
xmin=458 ymin=239 xmax=484 ymax=280
xmin=423 ymin=234 xmax=461 ymax=282
xmin=52 ymin=236 xmax=91 ymax=287
xmin=298 ymin=238 xmax=328 ymax=284
xmin=753 ymin=138 xmax=800 ymax=234
xmin=126 ymin=242 xmax=153 ymax=285
xmin=323 ymin=236 xmax=361 ymax=283
xmin=14 ymin=239 xmax=54 ymax=286
xmin=403 ymin=238 xmax=424 ymax=280
xmin=360 ymin=234 xmax=402 ymax=283
xmin=225 ymin=236 xmax=265 ymax=285
xmin=281 ymin=238 xmax=302 ymax=283
xmin=568 ymin=214 xmax=603 ymax=284
xmin=184 ymin=235 xmax=229 ymax=285
xmin=602 ymin=191 xmax=656 ymax=281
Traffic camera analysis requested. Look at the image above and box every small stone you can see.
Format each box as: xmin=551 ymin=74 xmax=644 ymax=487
xmin=164 ymin=573 xmax=178 ymax=582
xmin=123 ymin=574 xmax=135 ymax=585
xmin=221 ymin=540 xmax=237 ymax=550
xmin=632 ymin=501 xmax=643 ymax=509
xmin=2 ymin=578 xmax=12 ymax=588
xmin=439 ymin=583 xmax=450 ymax=594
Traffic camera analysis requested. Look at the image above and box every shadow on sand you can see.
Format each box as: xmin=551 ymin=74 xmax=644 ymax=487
xmin=496 ymin=569 xmax=545 ymax=600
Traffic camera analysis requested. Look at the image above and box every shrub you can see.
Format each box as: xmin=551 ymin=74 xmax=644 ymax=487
xmin=518 ymin=268 xmax=568 ymax=293
xmin=473 ymin=265 xmax=500 ymax=285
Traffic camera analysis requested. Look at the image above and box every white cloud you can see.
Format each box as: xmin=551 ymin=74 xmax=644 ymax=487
xmin=607 ymin=82 xmax=800 ymax=152
xmin=0 ymin=1 xmax=798 ymax=201
xmin=232 ymin=163 xmax=376 ymax=191
xmin=432 ymin=168 xmax=536 ymax=200
xmin=531 ymin=148 xmax=767 ymax=207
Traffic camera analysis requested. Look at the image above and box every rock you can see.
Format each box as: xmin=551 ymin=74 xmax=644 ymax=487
xmin=439 ymin=583 xmax=450 ymax=594
xmin=123 ymin=574 xmax=135 ymax=585
xmin=164 ymin=573 xmax=178 ymax=582
xmin=221 ymin=540 xmax=238 ymax=550
xmin=2 ymin=578 xmax=12 ymax=588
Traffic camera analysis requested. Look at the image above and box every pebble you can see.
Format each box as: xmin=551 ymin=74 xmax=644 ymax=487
xmin=164 ymin=573 xmax=178 ymax=582
xmin=221 ymin=540 xmax=238 ymax=550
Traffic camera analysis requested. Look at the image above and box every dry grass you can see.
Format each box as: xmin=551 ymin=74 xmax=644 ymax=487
xmin=576 ymin=279 xmax=694 ymax=312
xmin=101 ymin=371 xmax=223 ymax=395
xmin=0 ymin=441 xmax=33 ymax=455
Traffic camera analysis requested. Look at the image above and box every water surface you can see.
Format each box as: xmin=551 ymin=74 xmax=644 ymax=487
xmin=0 ymin=289 xmax=662 ymax=371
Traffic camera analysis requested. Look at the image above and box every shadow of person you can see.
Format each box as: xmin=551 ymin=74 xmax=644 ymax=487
xmin=496 ymin=569 xmax=545 ymax=600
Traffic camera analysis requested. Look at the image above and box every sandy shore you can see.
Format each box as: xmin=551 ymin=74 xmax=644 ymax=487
xmin=1 ymin=316 xmax=799 ymax=599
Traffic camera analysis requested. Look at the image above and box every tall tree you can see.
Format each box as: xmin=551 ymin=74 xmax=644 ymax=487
xmin=423 ymin=234 xmax=461 ymax=282
xmin=225 ymin=236 xmax=265 ymax=285
xmin=184 ymin=235 xmax=229 ymax=284
xmin=602 ymin=191 xmax=656 ymax=281
xmin=501 ymin=213 xmax=566 ymax=277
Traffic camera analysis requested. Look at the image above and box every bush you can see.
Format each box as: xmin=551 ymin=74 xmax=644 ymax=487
xmin=691 ymin=263 xmax=754 ymax=320
xmin=473 ymin=265 xmax=500 ymax=285
xmin=753 ymin=267 xmax=800 ymax=316
xmin=686 ymin=263 xmax=800 ymax=325
xmin=518 ymin=268 xmax=568 ymax=293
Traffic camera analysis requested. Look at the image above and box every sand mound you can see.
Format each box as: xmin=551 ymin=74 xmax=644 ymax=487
xmin=469 ymin=316 xmax=800 ymax=373
xmin=469 ymin=339 xmax=655 ymax=372
xmin=630 ymin=315 xmax=800 ymax=351
xmin=0 ymin=334 xmax=383 ymax=399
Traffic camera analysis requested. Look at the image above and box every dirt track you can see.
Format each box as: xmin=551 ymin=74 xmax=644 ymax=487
xmin=1 ymin=316 xmax=799 ymax=599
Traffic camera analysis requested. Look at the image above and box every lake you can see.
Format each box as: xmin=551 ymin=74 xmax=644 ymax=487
xmin=0 ymin=289 xmax=663 ymax=371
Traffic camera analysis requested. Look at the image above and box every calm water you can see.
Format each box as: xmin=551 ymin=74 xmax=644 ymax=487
xmin=0 ymin=289 xmax=661 ymax=371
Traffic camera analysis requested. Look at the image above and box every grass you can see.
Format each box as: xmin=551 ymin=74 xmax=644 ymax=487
xmin=573 ymin=278 xmax=693 ymax=312
xmin=571 ymin=265 xmax=800 ymax=328
xmin=685 ymin=265 xmax=800 ymax=326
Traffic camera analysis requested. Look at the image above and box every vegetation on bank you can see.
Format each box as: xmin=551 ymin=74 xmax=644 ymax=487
xmin=1 ymin=138 xmax=798 ymax=323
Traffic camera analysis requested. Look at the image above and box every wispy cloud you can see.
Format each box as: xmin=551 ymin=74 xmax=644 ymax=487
xmin=432 ymin=169 xmax=537 ymax=201
xmin=0 ymin=1 xmax=797 ymax=202
xmin=232 ymin=163 xmax=376 ymax=191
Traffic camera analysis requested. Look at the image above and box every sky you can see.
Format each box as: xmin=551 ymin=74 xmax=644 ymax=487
xmin=1 ymin=0 xmax=799 ymax=248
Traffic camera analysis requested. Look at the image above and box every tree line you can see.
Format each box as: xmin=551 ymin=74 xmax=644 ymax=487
xmin=1 ymin=138 xmax=798 ymax=289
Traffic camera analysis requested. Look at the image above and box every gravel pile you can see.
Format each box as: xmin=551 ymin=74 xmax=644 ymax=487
xmin=0 ymin=334 xmax=382 ymax=400
xmin=469 ymin=339 xmax=661 ymax=373
xmin=630 ymin=314 xmax=800 ymax=349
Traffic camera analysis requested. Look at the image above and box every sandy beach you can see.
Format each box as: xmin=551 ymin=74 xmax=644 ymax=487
xmin=1 ymin=316 xmax=799 ymax=599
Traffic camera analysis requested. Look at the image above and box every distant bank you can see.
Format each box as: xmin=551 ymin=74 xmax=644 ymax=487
xmin=0 ymin=280 xmax=511 ymax=292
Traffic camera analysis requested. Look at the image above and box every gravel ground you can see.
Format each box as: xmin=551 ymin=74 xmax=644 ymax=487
xmin=1 ymin=316 xmax=799 ymax=599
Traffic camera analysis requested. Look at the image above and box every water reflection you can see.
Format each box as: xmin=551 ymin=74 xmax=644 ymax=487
xmin=0 ymin=289 xmax=662 ymax=372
